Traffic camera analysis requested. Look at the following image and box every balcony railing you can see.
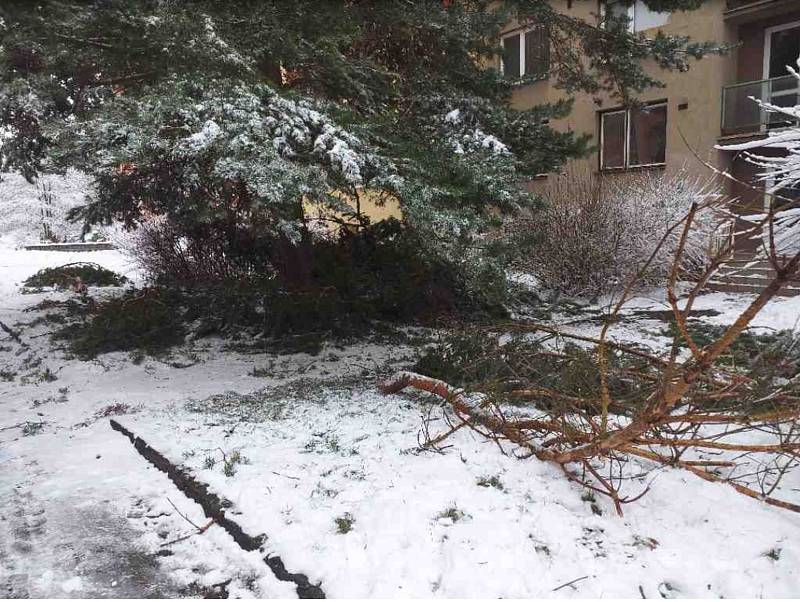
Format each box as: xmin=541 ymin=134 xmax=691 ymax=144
xmin=724 ymin=0 xmax=800 ymax=22
xmin=721 ymin=75 xmax=800 ymax=135
xmin=726 ymin=0 xmax=773 ymax=7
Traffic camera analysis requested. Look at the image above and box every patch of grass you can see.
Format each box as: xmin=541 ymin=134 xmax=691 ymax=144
xmin=24 ymin=263 xmax=127 ymax=289
xmin=38 ymin=367 xmax=58 ymax=382
xmin=186 ymin=390 xmax=287 ymax=422
xmin=222 ymin=450 xmax=247 ymax=477
xmin=529 ymin=535 xmax=551 ymax=556
xmin=435 ymin=505 xmax=466 ymax=523
xmin=314 ymin=483 xmax=339 ymax=498
xmin=334 ymin=512 xmax=355 ymax=534
xmin=581 ymin=491 xmax=603 ymax=516
xmin=22 ymin=355 xmax=42 ymax=370
xmin=251 ymin=365 xmax=273 ymax=378
xmin=304 ymin=432 xmax=341 ymax=454
xmin=0 ymin=369 xmax=16 ymax=382
xmin=476 ymin=475 xmax=504 ymax=491
xmin=202 ymin=456 xmax=217 ymax=470
xmin=32 ymin=389 xmax=69 ymax=407
xmin=96 ymin=402 xmax=132 ymax=417
xmin=630 ymin=535 xmax=659 ymax=550
xmin=344 ymin=469 xmax=366 ymax=481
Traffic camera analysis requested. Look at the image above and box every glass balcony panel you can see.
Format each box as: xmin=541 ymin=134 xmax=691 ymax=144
xmin=721 ymin=75 xmax=800 ymax=134
xmin=722 ymin=80 xmax=765 ymax=134
xmin=770 ymin=74 xmax=799 ymax=94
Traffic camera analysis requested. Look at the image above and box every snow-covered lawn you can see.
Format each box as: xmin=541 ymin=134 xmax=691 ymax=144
xmin=2 ymin=246 xmax=800 ymax=597
xmin=548 ymin=285 xmax=800 ymax=354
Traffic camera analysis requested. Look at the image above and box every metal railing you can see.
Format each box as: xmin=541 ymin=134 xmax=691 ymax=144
xmin=725 ymin=0 xmax=800 ymax=23
xmin=721 ymin=74 xmax=800 ymax=135
xmin=726 ymin=0 xmax=769 ymax=7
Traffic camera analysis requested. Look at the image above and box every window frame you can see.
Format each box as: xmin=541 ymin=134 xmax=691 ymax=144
xmin=599 ymin=101 xmax=668 ymax=171
xmin=600 ymin=1 xmax=670 ymax=33
xmin=500 ymin=26 xmax=550 ymax=81
xmin=602 ymin=0 xmax=635 ymax=33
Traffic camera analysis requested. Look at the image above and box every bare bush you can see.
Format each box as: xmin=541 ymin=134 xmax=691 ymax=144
xmin=114 ymin=215 xmax=265 ymax=283
xmin=519 ymin=167 xmax=723 ymax=297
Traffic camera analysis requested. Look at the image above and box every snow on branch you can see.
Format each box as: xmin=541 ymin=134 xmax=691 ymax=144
xmin=717 ymin=56 xmax=800 ymax=254
xmin=441 ymin=108 xmax=509 ymax=156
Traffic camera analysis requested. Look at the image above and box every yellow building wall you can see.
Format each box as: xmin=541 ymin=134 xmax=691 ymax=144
xmin=311 ymin=2 xmax=742 ymax=224
xmin=303 ymin=188 xmax=402 ymax=231
xmin=502 ymin=0 xmax=738 ymax=187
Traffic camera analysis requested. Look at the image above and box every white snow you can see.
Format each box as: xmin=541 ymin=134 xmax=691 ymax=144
xmin=182 ymin=119 xmax=222 ymax=152
xmin=1 ymin=246 xmax=800 ymax=597
xmin=440 ymin=107 xmax=509 ymax=156
xmin=0 ymin=170 xmax=91 ymax=246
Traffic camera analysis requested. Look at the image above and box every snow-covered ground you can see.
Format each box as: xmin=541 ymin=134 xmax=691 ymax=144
xmin=2 ymin=246 xmax=800 ymax=598
xmin=0 ymin=171 xmax=117 ymax=247
xmin=547 ymin=285 xmax=800 ymax=355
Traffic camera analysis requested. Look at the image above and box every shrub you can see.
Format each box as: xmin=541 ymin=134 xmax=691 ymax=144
xmin=114 ymin=215 xmax=260 ymax=283
xmin=54 ymin=288 xmax=185 ymax=358
xmin=24 ymin=263 xmax=127 ymax=289
xmin=56 ymin=228 xmax=502 ymax=358
xmin=517 ymin=168 xmax=721 ymax=298
xmin=56 ymin=218 xmax=508 ymax=358
xmin=121 ymin=215 xmax=493 ymax=316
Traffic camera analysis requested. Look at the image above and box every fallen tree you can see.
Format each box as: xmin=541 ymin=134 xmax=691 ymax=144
xmin=381 ymin=189 xmax=800 ymax=516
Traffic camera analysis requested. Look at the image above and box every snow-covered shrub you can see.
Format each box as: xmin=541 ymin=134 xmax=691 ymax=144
xmin=522 ymin=167 xmax=719 ymax=297
xmin=23 ymin=263 xmax=127 ymax=289
xmin=0 ymin=169 xmax=91 ymax=245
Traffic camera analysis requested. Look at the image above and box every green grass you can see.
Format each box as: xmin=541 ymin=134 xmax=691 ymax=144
xmin=476 ymin=475 xmax=504 ymax=490
xmin=435 ymin=505 xmax=466 ymax=523
xmin=222 ymin=450 xmax=247 ymax=477
xmin=334 ymin=513 xmax=355 ymax=534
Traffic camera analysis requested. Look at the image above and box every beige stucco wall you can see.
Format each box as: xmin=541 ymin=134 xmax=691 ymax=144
xmin=503 ymin=0 xmax=738 ymax=187
xmin=303 ymin=188 xmax=402 ymax=231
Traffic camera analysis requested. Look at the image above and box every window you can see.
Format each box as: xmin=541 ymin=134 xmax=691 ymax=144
xmin=601 ymin=111 xmax=626 ymax=169
xmin=501 ymin=26 xmax=550 ymax=79
xmin=603 ymin=1 xmax=669 ymax=33
xmin=600 ymin=102 xmax=667 ymax=170
xmin=502 ymin=33 xmax=521 ymax=78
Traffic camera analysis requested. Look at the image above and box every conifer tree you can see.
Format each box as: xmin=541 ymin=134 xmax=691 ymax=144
xmin=0 ymin=0 xmax=725 ymax=290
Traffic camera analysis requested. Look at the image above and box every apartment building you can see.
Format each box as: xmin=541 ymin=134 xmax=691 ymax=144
xmin=501 ymin=0 xmax=800 ymax=215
